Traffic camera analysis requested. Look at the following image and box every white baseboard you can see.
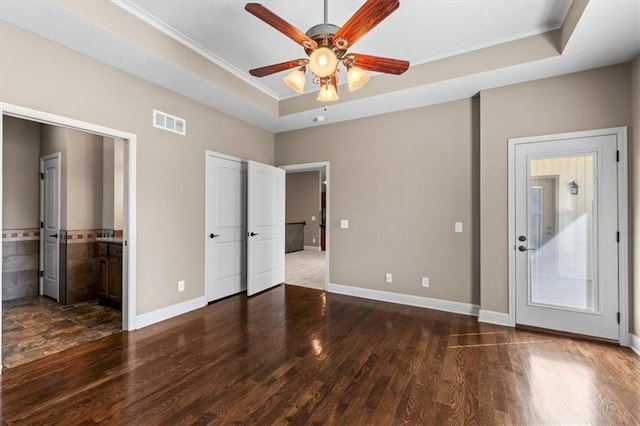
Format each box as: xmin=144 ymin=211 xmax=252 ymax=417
xmin=303 ymin=245 xmax=320 ymax=251
xmin=478 ymin=309 xmax=512 ymax=327
xmin=135 ymin=296 xmax=206 ymax=329
xmin=631 ymin=333 xmax=640 ymax=357
xmin=327 ymin=283 xmax=479 ymax=316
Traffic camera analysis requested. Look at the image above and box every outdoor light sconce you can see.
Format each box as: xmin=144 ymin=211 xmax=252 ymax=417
xmin=569 ymin=180 xmax=579 ymax=195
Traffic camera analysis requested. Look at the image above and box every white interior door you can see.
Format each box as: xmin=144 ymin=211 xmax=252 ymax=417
xmin=514 ymin=135 xmax=619 ymax=340
xmin=41 ymin=153 xmax=61 ymax=301
xmin=247 ymin=160 xmax=285 ymax=296
xmin=206 ymin=155 xmax=247 ymax=302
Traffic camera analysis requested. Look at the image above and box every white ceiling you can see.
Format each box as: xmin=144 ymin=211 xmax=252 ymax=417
xmin=120 ymin=0 xmax=574 ymax=99
xmin=1 ymin=1 xmax=639 ymax=133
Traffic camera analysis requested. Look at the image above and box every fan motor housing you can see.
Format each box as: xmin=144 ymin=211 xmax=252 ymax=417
xmin=305 ymin=23 xmax=345 ymax=57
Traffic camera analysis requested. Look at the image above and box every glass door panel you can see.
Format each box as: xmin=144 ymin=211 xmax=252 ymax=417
xmin=528 ymin=154 xmax=597 ymax=312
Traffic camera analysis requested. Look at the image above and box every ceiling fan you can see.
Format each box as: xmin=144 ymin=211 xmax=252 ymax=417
xmin=245 ymin=0 xmax=410 ymax=103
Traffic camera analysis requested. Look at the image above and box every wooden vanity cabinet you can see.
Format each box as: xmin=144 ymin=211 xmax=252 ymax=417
xmin=98 ymin=242 xmax=122 ymax=309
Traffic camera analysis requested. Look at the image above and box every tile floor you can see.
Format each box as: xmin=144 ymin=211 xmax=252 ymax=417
xmin=2 ymin=296 xmax=121 ymax=369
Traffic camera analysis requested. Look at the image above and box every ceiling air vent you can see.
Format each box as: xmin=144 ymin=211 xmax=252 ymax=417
xmin=153 ymin=109 xmax=186 ymax=135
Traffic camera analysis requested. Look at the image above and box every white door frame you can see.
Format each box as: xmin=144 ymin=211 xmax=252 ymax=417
xmin=204 ymin=150 xmax=247 ymax=303
xmin=40 ymin=152 xmax=62 ymax=300
xmin=279 ymin=161 xmax=330 ymax=291
xmin=507 ymin=127 xmax=629 ymax=346
xmin=0 ymin=103 xmax=138 ymax=362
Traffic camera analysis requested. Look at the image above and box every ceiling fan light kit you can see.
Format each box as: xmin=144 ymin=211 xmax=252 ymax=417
xmin=347 ymin=65 xmax=370 ymax=92
xmin=245 ymin=0 xmax=409 ymax=106
xmin=283 ymin=67 xmax=306 ymax=93
xmin=317 ymin=81 xmax=339 ymax=102
xmin=309 ymin=47 xmax=339 ymax=78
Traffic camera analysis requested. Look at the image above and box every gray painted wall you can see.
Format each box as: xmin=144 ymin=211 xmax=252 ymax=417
xmin=2 ymin=116 xmax=40 ymax=229
xmin=286 ymin=171 xmax=320 ymax=248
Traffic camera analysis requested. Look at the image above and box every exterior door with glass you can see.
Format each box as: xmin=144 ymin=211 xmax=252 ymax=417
xmin=514 ymin=134 xmax=619 ymax=340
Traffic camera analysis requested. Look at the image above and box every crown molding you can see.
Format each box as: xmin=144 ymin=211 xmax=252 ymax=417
xmin=111 ymin=0 xmax=282 ymax=100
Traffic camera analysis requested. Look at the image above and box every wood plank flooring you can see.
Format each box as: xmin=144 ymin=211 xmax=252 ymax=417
xmin=1 ymin=285 xmax=638 ymax=424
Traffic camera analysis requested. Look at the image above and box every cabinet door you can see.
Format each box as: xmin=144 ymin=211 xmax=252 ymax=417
xmin=99 ymin=257 xmax=109 ymax=298
xmin=108 ymin=256 xmax=122 ymax=304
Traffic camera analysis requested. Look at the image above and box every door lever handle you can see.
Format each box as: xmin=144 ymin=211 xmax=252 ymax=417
xmin=50 ymin=233 xmax=58 ymax=238
xmin=249 ymin=232 xmax=259 ymax=237
xmin=209 ymin=233 xmax=220 ymax=239
xmin=518 ymin=245 xmax=535 ymax=252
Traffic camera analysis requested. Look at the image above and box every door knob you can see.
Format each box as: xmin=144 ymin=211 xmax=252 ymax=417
xmin=518 ymin=245 xmax=534 ymax=252
xmin=250 ymin=232 xmax=259 ymax=237
xmin=209 ymin=233 xmax=220 ymax=239
xmin=518 ymin=235 xmax=527 ymax=242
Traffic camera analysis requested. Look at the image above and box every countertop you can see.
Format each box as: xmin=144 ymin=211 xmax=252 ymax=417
xmin=96 ymin=237 xmax=124 ymax=244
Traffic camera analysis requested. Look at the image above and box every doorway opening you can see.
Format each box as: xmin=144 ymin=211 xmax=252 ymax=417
xmin=1 ymin=104 xmax=137 ymax=370
xmin=280 ymin=162 xmax=330 ymax=291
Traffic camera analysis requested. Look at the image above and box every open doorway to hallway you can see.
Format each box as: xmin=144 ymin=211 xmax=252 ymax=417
xmin=282 ymin=163 xmax=329 ymax=291
xmin=2 ymin=115 xmax=125 ymax=368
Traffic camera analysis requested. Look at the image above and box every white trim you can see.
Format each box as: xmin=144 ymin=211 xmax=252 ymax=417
xmin=135 ymin=296 xmax=206 ymax=329
xmin=205 ymin=150 xmax=246 ymax=164
xmin=328 ymin=283 xmax=480 ymax=316
xmin=280 ymin=162 xmax=330 ymax=292
xmin=0 ymin=102 xmax=138 ymax=336
xmin=507 ymin=139 xmax=517 ymax=327
xmin=630 ymin=334 xmax=640 ymax=357
xmin=111 ymin=0 xmax=281 ymax=100
xmin=507 ymin=127 xmax=630 ymax=345
xmin=303 ymin=245 xmax=320 ymax=251
xmin=478 ymin=309 xmax=511 ymax=327
xmin=279 ymin=162 xmax=327 ymax=173
xmin=0 ymin=108 xmax=3 ymax=368
xmin=616 ymin=127 xmax=630 ymax=346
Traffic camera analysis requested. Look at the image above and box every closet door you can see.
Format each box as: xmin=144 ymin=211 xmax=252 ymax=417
xmin=247 ymin=161 xmax=285 ymax=296
xmin=205 ymin=155 xmax=247 ymax=302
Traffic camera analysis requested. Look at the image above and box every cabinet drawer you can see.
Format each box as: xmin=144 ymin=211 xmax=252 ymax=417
xmin=109 ymin=244 xmax=123 ymax=257
xmin=98 ymin=243 xmax=108 ymax=257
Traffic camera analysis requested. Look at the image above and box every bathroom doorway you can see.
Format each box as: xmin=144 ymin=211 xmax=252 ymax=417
xmin=1 ymin=105 xmax=137 ymax=369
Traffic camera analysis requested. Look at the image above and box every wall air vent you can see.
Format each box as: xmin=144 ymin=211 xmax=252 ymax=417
xmin=153 ymin=109 xmax=186 ymax=136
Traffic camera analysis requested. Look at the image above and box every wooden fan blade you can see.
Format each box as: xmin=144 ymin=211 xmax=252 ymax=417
xmin=348 ymin=53 xmax=409 ymax=75
xmin=245 ymin=3 xmax=318 ymax=50
xmin=333 ymin=0 xmax=399 ymax=49
xmin=249 ymin=59 xmax=306 ymax=77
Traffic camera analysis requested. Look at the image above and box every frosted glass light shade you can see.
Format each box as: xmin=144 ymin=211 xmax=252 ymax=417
xmin=309 ymin=47 xmax=338 ymax=78
xmin=317 ymin=83 xmax=339 ymax=102
xmin=347 ymin=66 xmax=370 ymax=92
xmin=283 ymin=69 xmax=305 ymax=94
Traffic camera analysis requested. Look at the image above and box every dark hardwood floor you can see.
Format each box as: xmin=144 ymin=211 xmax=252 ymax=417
xmin=1 ymin=284 xmax=639 ymax=424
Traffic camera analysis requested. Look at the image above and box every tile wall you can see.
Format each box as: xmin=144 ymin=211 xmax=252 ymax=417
xmin=2 ymin=229 xmax=40 ymax=300
xmin=2 ymin=229 xmax=118 ymax=305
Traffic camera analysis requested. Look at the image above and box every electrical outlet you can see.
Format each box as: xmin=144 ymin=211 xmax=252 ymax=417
xmin=313 ymin=238 xmax=316 ymax=243
xmin=422 ymin=277 xmax=429 ymax=288
xmin=386 ymin=273 xmax=393 ymax=283
xmin=178 ymin=280 xmax=185 ymax=292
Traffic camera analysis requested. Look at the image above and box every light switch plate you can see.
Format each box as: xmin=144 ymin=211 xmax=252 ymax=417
xmin=455 ymin=222 xmax=463 ymax=233
xmin=340 ymin=220 xmax=349 ymax=229
xmin=311 ymin=216 xmax=316 ymax=221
